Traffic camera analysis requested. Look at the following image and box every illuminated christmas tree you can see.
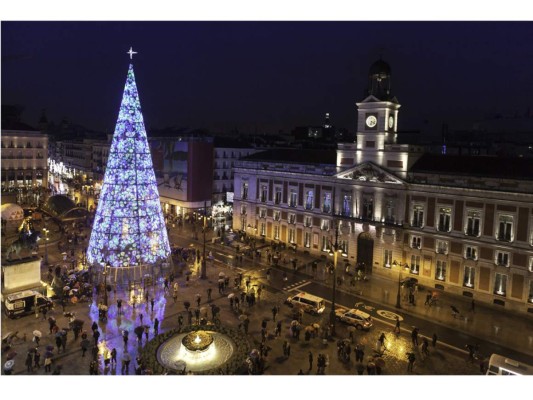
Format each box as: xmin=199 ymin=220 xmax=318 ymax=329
xmin=87 ymin=60 xmax=170 ymax=272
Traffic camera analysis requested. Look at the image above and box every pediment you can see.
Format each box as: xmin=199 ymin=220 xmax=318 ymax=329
xmin=336 ymin=162 xmax=404 ymax=185
xmin=360 ymin=95 xmax=381 ymax=103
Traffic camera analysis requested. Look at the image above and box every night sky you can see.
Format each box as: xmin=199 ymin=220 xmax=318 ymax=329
xmin=2 ymin=21 xmax=533 ymax=137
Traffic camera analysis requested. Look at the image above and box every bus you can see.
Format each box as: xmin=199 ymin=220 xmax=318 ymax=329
xmin=486 ymin=354 xmax=533 ymax=375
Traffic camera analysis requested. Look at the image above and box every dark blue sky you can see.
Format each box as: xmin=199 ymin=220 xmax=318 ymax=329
xmin=2 ymin=21 xmax=533 ymax=136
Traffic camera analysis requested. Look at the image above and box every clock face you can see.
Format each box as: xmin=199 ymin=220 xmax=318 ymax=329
xmin=388 ymin=116 xmax=394 ymax=129
xmin=365 ymin=115 xmax=377 ymax=128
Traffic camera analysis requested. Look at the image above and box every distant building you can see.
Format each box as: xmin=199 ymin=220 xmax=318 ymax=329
xmin=1 ymin=105 xmax=48 ymax=193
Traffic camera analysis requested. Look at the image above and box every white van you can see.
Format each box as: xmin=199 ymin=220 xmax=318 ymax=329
xmin=3 ymin=290 xmax=53 ymax=318
xmin=285 ymin=292 xmax=326 ymax=315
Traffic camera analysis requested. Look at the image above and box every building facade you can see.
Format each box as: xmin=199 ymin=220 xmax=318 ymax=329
xmin=233 ymin=59 xmax=533 ymax=314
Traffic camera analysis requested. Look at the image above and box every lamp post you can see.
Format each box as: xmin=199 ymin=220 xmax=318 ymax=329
xmin=103 ymin=263 xmax=109 ymax=306
xmin=42 ymin=227 xmax=49 ymax=265
xmin=393 ymin=260 xmax=407 ymax=309
xmin=328 ymin=222 xmax=347 ymax=337
xmin=201 ymin=201 xmax=208 ymax=279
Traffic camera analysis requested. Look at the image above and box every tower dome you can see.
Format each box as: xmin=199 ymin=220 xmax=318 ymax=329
xmin=367 ymin=58 xmax=393 ymax=101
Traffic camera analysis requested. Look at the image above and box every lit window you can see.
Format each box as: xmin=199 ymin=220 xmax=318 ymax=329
xmin=465 ymin=245 xmax=478 ymax=260
xmin=288 ymin=213 xmax=296 ymax=224
xmin=242 ymin=183 xmax=248 ymax=200
xmin=383 ymin=249 xmax=392 ymax=268
xmin=435 ymin=260 xmax=446 ymax=281
xmin=305 ymin=190 xmax=314 ymax=210
xmin=363 ymin=196 xmax=373 ymax=220
xmin=410 ymin=255 xmax=420 ymax=274
xmin=321 ymin=219 xmax=330 ymax=231
xmin=411 ymin=235 xmax=422 ymax=249
xmin=412 ymin=205 xmax=424 ymax=228
xmin=436 ymin=240 xmax=448 ymax=255
xmin=260 ymin=185 xmax=267 ymax=202
xmin=304 ymin=215 xmax=312 ymax=228
xmin=495 ymin=251 xmax=510 ymax=267
xmin=240 ymin=216 xmax=246 ymax=230
xmin=342 ymin=195 xmax=351 ymax=217
xmin=463 ymin=266 xmax=475 ymax=288
xmin=385 ymin=200 xmax=395 ymax=224
xmin=304 ymin=232 xmax=311 ymax=248
xmin=438 ymin=207 xmax=452 ymax=232
xmin=274 ymin=187 xmax=282 ymax=204
xmin=465 ymin=210 xmax=481 ymax=237
xmin=274 ymin=225 xmax=280 ymax=240
xmin=259 ymin=208 xmax=267 ymax=219
xmin=288 ymin=229 xmax=295 ymax=244
xmin=273 ymin=210 xmax=281 ymax=221
xmin=260 ymin=223 xmax=266 ymax=236
xmin=322 ymin=193 xmax=331 ymax=213
xmin=494 ymin=273 xmax=507 ymax=296
xmin=497 ymin=215 xmax=513 ymax=242
xmin=241 ymin=205 xmax=247 ymax=215
xmin=289 ymin=190 xmax=298 ymax=207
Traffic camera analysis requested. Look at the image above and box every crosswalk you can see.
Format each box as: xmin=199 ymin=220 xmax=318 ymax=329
xmin=282 ymin=279 xmax=309 ymax=292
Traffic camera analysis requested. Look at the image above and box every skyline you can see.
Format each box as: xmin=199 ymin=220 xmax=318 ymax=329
xmin=2 ymin=21 xmax=533 ymax=138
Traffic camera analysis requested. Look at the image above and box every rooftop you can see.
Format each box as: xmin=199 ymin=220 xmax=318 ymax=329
xmin=240 ymin=149 xmax=337 ymax=165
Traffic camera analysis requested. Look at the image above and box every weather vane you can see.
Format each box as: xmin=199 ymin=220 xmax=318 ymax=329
xmin=127 ymin=46 xmax=138 ymax=60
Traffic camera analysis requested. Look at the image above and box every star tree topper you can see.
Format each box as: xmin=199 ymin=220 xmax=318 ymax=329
xmin=127 ymin=46 xmax=138 ymax=60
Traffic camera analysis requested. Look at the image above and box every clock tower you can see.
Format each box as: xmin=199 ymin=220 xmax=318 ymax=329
xmin=337 ymin=58 xmax=415 ymax=178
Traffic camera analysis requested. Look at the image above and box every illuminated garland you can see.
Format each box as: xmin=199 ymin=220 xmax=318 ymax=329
xmin=87 ymin=64 xmax=170 ymax=268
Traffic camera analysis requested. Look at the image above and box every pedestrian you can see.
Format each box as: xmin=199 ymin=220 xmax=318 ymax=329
xmin=139 ymin=313 xmax=143 ymax=325
xmin=432 ymin=333 xmax=438 ymax=348
xmin=421 ymin=338 xmax=430 ymax=358
xmin=89 ymin=360 xmax=98 ymax=375
xmin=122 ymin=330 xmax=129 ymax=347
xmin=117 ymin=298 xmax=122 ymax=315
xmin=34 ymin=349 xmax=41 ymax=368
xmin=196 ymin=293 xmax=201 ymax=307
xmin=121 ymin=352 xmax=131 ymax=375
xmin=144 ymin=325 xmax=149 ymax=341
xmin=55 ymin=335 xmax=63 ymax=352
xmin=33 ymin=333 xmax=40 ymax=347
xmin=42 ymin=306 xmax=48 ymax=321
xmin=257 ymin=286 xmax=262 ymax=301
xmin=308 ymin=351 xmax=313 ymax=371
xmin=132 ymin=295 xmax=136 ymax=309
xmin=272 ymin=306 xmax=278 ymax=322
xmin=207 ymin=287 xmax=212 ymax=302
xmin=407 ymin=352 xmax=416 ymax=372
xmin=394 ymin=316 xmax=401 ymax=334
xmin=424 ymin=292 xmax=432 ymax=305
xmin=93 ymin=329 xmax=100 ymax=346
xmin=91 ymin=321 xmax=98 ymax=333
xmin=154 ymin=318 xmax=159 ymax=336
xmin=471 ymin=299 xmax=476 ymax=313
xmin=178 ymin=314 xmax=184 ymax=330
xmin=356 ymin=362 xmax=365 ymax=375
xmin=275 ymin=321 xmax=282 ymax=337
xmin=411 ymin=327 xmax=419 ymax=346
xmin=26 ymin=351 xmax=34 ymax=373
xmin=44 ymin=355 xmax=53 ymax=373
xmin=61 ymin=332 xmax=67 ymax=351
xmin=234 ymin=296 xmax=240 ymax=310
xmin=150 ymin=298 xmax=155 ymax=313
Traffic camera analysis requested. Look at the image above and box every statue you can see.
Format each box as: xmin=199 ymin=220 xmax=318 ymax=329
xmin=6 ymin=231 xmax=41 ymax=260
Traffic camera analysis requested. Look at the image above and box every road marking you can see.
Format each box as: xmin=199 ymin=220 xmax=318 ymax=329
xmin=283 ymin=280 xmax=309 ymax=291
xmin=377 ymin=309 xmax=404 ymax=321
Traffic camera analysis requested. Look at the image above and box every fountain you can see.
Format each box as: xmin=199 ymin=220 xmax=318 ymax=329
xmin=157 ymin=329 xmax=237 ymax=373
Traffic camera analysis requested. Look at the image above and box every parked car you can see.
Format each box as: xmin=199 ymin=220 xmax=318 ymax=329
xmin=335 ymin=308 xmax=373 ymax=330
xmin=3 ymin=290 xmax=53 ymax=318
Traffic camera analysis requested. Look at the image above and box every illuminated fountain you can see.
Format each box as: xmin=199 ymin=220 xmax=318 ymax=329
xmin=157 ymin=330 xmax=236 ymax=373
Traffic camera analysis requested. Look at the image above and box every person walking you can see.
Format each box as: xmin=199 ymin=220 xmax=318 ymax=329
xmin=196 ymin=293 xmax=202 ymax=308
xmin=139 ymin=313 xmax=143 ymax=326
xmin=178 ymin=314 xmax=183 ymax=330
xmin=308 ymin=351 xmax=313 ymax=371
xmin=150 ymin=298 xmax=155 ymax=313
xmin=25 ymin=351 xmax=34 ymax=373
xmin=110 ymin=348 xmax=117 ymax=366
xmin=121 ymin=352 xmax=131 ymax=375
xmin=394 ymin=316 xmax=401 ymax=335
xmin=44 ymin=354 xmax=53 ymax=373
xmin=34 ymin=349 xmax=41 ymax=369
xmin=117 ymin=298 xmax=123 ymax=315
xmin=93 ymin=329 xmax=100 ymax=346
xmin=122 ymin=330 xmax=129 ymax=347
xmin=411 ymin=327 xmax=419 ymax=346
xmin=144 ymin=325 xmax=149 ymax=341
xmin=407 ymin=352 xmax=416 ymax=372
xmin=271 ymin=305 xmax=278 ymax=322
xmin=154 ymin=318 xmax=159 ymax=336
xmin=432 ymin=333 xmax=438 ymax=348
xmin=275 ymin=321 xmax=282 ymax=337
xmin=421 ymin=338 xmax=430 ymax=358
xmin=207 ymin=287 xmax=212 ymax=302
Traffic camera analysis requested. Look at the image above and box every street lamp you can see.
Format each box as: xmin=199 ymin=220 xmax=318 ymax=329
xmin=42 ymin=227 xmax=50 ymax=265
xmin=392 ymin=260 xmax=409 ymax=309
xmin=328 ymin=222 xmax=348 ymax=337
xmin=103 ymin=263 xmax=109 ymax=306
xmin=201 ymin=201 xmax=208 ymax=279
